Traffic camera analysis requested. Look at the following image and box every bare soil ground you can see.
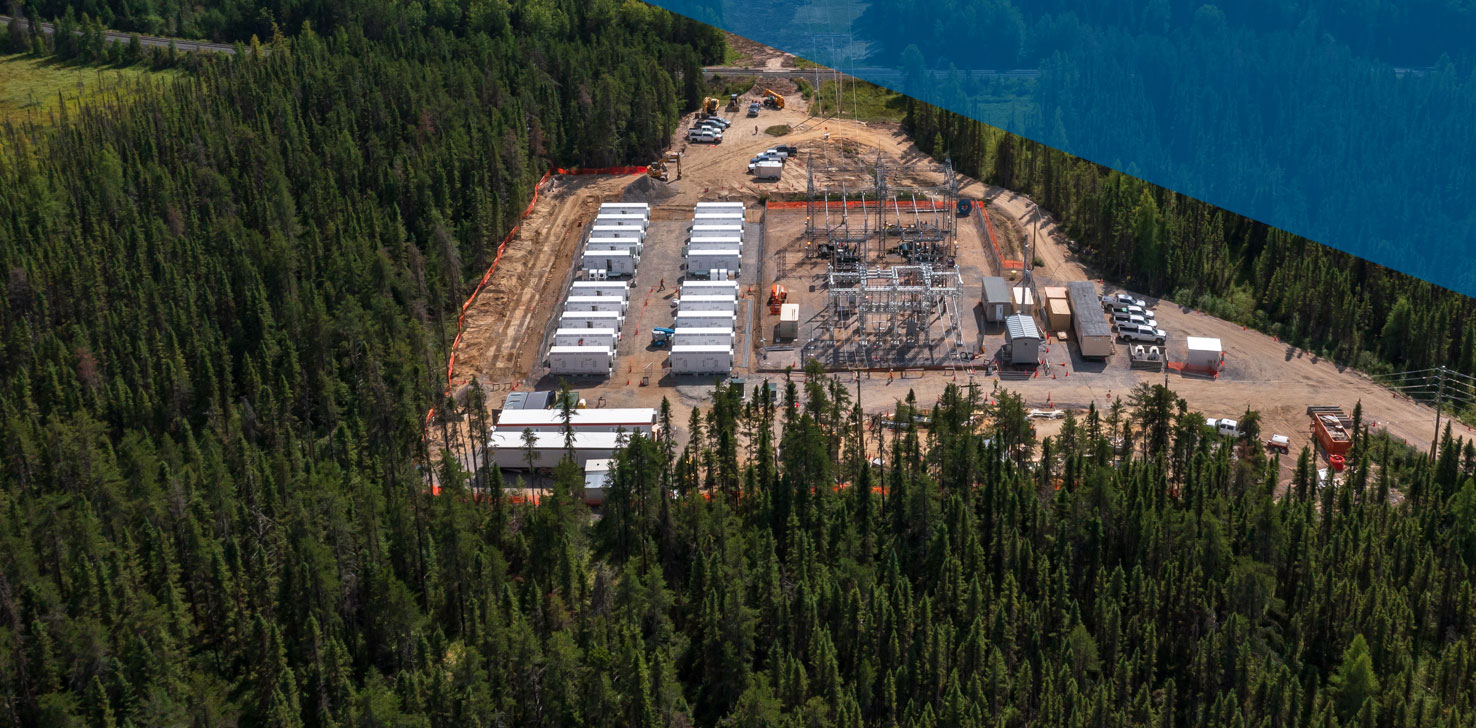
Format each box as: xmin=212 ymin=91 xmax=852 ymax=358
xmin=438 ymin=47 xmax=1473 ymax=486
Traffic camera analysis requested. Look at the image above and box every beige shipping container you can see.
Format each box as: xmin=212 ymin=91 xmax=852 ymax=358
xmin=1042 ymin=286 xmax=1069 ymax=302
xmin=1045 ymin=298 xmax=1072 ymax=331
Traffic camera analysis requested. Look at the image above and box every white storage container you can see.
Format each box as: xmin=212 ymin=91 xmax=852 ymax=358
xmin=673 ymin=327 xmax=736 ymax=346
xmin=547 ymin=345 xmax=613 ymax=376
xmin=689 ymin=224 xmax=745 ymax=240
xmin=669 ymin=344 xmax=734 ymax=375
xmin=598 ymin=203 xmax=650 ymax=219
xmin=553 ymin=328 xmax=619 ymax=348
xmin=569 ymin=281 xmax=630 ymax=298
xmin=486 ymin=431 xmax=621 ymax=470
xmin=674 ymin=311 xmax=737 ymax=330
xmin=592 ymin=214 xmax=648 ymax=231
xmin=589 ymin=226 xmax=645 ymax=239
xmin=584 ymin=238 xmax=642 ymax=254
xmin=686 ymin=250 xmax=741 ymax=276
xmin=677 ymin=294 xmax=738 ymax=313
xmin=581 ymin=249 xmax=639 ymax=276
xmin=565 ymin=296 xmax=627 ymax=314
xmin=560 ymin=311 xmax=624 ymax=330
xmin=680 ymin=280 xmax=740 ymax=296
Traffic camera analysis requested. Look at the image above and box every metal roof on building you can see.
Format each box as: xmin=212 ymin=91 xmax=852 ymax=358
xmin=982 ymin=276 xmax=1011 ymax=304
xmin=1005 ymin=314 xmax=1041 ymax=341
xmin=1068 ymin=281 xmax=1113 ymax=337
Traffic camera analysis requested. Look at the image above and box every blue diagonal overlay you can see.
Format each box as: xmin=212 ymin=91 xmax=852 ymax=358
xmin=652 ymin=0 xmax=1476 ymax=297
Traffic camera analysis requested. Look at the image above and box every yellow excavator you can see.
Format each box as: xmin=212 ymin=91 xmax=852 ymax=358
xmin=702 ymin=96 xmax=720 ymax=115
xmin=648 ymin=151 xmax=682 ymax=182
xmin=762 ymin=88 xmax=785 ymax=110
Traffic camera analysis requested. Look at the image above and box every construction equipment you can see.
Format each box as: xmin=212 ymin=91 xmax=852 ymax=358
xmin=651 ymin=327 xmax=676 ymax=347
xmin=762 ymin=88 xmax=785 ymax=109
xmin=767 ymin=284 xmax=788 ymax=314
xmin=702 ymin=96 xmax=720 ymax=115
xmin=726 ymin=93 xmax=739 ymax=111
xmin=647 ymin=151 xmax=682 ymax=182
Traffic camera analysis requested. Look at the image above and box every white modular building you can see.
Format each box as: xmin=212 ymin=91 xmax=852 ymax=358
xmin=589 ymin=225 xmax=645 ymax=239
xmin=487 ymin=431 xmax=623 ymax=470
xmin=552 ymin=328 xmax=619 ymax=348
xmin=680 ymin=280 xmax=740 ymax=296
xmin=583 ymin=459 xmax=613 ymax=505
xmin=1185 ymin=337 xmax=1223 ymax=372
xmin=675 ymin=311 xmax=737 ymax=330
xmin=560 ymin=310 xmax=624 ymax=330
xmin=688 ymin=235 xmax=744 ymax=248
xmin=691 ymin=212 xmax=745 ymax=226
xmin=582 ymin=249 xmax=639 ymax=276
xmin=677 ymin=294 xmax=739 ymax=314
xmin=585 ymin=238 xmax=643 ymax=254
xmin=592 ymin=213 xmax=648 ymax=231
xmin=673 ymin=327 xmax=736 ymax=346
xmin=686 ymin=250 xmax=742 ymax=276
xmin=494 ymin=407 xmax=657 ymax=435
xmin=547 ymin=345 xmax=614 ymax=376
xmin=695 ymin=202 xmax=745 ymax=211
xmin=569 ymin=281 xmax=630 ymax=298
xmin=565 ymin=296 xmax=628 ymax=314
xmin=669 ymin=344 xmax=734 ymax=374
xmin=598 ymin=203 xmax=650 ymax=218
xmin=689 ymin=224 xmax=745 ymax=240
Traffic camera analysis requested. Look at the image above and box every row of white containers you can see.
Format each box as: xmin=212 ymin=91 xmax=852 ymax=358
xmin=671 ymin=203 xmax=742 ymax=375
xmin=685 ymin=203 xmax=744 ymax=280
xmin=551 ymin=203 xmax=649 ymax=375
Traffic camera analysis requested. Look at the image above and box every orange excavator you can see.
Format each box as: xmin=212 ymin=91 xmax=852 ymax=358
xmin=767 ymin=284 xmax=788 ymax=314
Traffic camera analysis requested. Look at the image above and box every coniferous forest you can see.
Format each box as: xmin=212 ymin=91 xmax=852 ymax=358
xmin=4 ymin=1 xmax=1476 ymax=726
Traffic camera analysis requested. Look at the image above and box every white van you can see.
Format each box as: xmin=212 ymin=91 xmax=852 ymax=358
xmin=1205 ymin=418 xmax=1240 ymax=437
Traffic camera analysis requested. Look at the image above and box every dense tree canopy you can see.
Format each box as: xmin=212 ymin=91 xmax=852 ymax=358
xmin=3 ymin=1 xmax=1476 ymax=726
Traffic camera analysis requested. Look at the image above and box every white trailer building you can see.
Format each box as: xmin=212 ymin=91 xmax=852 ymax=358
xmin=494 ymin=407 xmax=657 ymax=435
xmin=689 ymin=224 xmax=745 ymax=240
xmin=752 ymin=160 xmax=783 ymax=180
xmin=584 ymin=238 xmax=642 ymax=254
xmin=564 ymin=296 xmax=627 ymax=314
xmin=598 ymin=203 xmax=650 ymax=218
xmin=669 ymin=344 xmax=734 ymax=374
xmin=673 ymin=327 xmax=735 ymax=346
xmin=552 ymin=328 xmax=619 ymax=348
xmin=569 ymin=281 xmax=630 ymax=298
xmin=686 ymin=250 xmax=742 ymax=276
xmin=1185 ymin=337 xmax=1223 ymax=372
xmin=695 ymin=202 xmax=745 ymax=211
xmin=684 ymin=239 xmax=743 ymax=251
xmin=560 ymin=310 xmax=624 ymax=330
xmin=547 ymin=345 xmax=613 ymax=376
xmin=677 ymin=294 xmax=738 ymax=313
xmin=680 ymin=280 xmax=740 ymax=295
xmin=589 ymin=226 xmax=645 ymax=239
xmin=691 ymin=212 xmax=745 ymax=226
xmin=487 ymin=431 xmax=622 ymax=470
xmin=592 ymin=214 xmax=648 ymax=231
xmin=674 ymin=311 xmax=737 ymax=330
xmin=583 ymin=459 xmax=613 ymax=505
xmin=582 ymin=249 xmax=639 ymax=276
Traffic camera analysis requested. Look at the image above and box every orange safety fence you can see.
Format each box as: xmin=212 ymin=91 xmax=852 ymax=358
xmin=424 ymin=169 xmax=554 ymax=432
xmin=766 ymin=200 xmax=954 ymax=210
xmin=978 ymin=202 xmax=1024 ymax=270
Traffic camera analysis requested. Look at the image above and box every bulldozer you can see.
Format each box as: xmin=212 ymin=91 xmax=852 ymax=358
xmin=702 ymin=96 xmax=720 ymax=115
xmin=762 ymin=88 xmax=785 ymax=110
xmin=647 ymin=151 xmax=682 ymax=182
xmin=726 ymin=93 xmax=739 ymax=111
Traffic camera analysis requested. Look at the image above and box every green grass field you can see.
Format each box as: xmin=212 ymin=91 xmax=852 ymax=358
xmin=811 ymin=78 xmax=907 ymax=123
xmin=0 ymin=54 xmax=171 ymax=128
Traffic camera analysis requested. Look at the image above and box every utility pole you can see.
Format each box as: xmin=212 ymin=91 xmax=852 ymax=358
xmin=1432 ymin=365 xmax=1447 ymax=459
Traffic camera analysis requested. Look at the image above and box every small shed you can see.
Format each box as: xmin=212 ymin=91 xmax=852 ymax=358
xmin=1041 ymin=285 xmax=1069 ymax=302
xmin=1004 ymin=314 xmax=1042 ymax=364
xmin=1185 ymin=337 xmax=1223 ymax=372
xmin=583 ymin=460 xmax=613 ymax=505
xmin=1045 ymin=298 xmax=1072 ymax=331
xmin=1011 ymin=286 xmax=1035 ymax=314
xmin=777 ymin=303 xmax=800 ymax=340
xmin=982 ymin=276 xmax=1011 ymax=322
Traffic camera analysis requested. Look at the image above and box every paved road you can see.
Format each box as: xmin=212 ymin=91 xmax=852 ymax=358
xmin=0 ymin=14 xmax=238 ymax=54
